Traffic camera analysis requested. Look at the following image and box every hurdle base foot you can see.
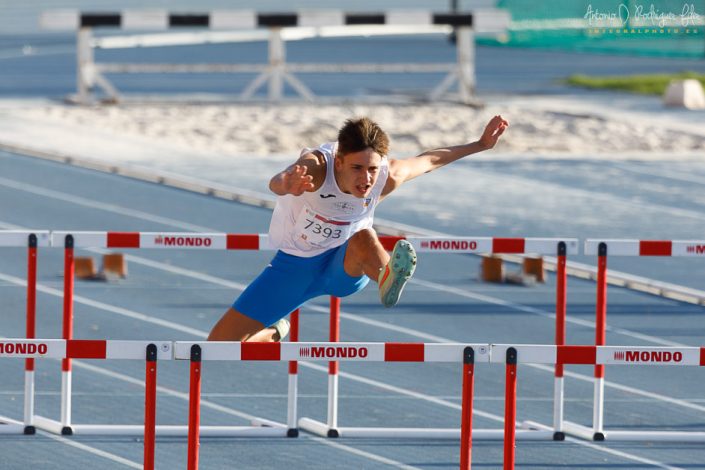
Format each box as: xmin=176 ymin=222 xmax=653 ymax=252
xmin=553 ymin=431 xmax=565 ymax=441
xmin=593 ymin=432 xmax=605 ymax=441
xmin=287 ymin=428 xmax=299 ymax=438
xmin=327 ymin=429 xmax=340 ymax=438
xmin=61 ymin=426 xmax=73 ymax=436
xmin=24 ymin=426 xmax=36 ymax=435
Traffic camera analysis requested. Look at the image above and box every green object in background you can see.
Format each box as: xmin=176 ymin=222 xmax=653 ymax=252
xmin=481 ymin=0 xmax=705 ymax=58
xmin=566 ymin=72 xmax=705 ymax=94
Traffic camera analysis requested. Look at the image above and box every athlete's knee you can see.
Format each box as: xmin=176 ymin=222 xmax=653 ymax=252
xmin=349 ymin=228 xmax=378 ymax=247
xmin=208 ymin=307 xmax=265 ymax=341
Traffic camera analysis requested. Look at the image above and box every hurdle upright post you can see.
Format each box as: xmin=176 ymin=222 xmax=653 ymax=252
xmin=23 ymin=234 xmax=38 ymax=435
xmin=552 ymin=241 xmax=567 ymax=440
xmin=287 ymin=309 xmax=300 ymax=437
xmin=187 ymin=344 xmax=202 ymax=470
xmin=592 ymin=242 xmax=608 ymax=441
xmin=61 ymin=234 xmax=75 ymax=435
xmin=460 ymin=346 xmax=475 ymax=470
xmin=327 ymin=296 xmax=341 ymax=437
xmin=503 ymin=347 xmax=518 ymax=470
xmin=455 ymin=26 xmax=475 ymax=103
xmin=143 ymin=344 xmax=158 ymax=470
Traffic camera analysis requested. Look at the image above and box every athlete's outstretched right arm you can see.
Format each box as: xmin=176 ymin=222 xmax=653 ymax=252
xmin=269 ymin=153 xmax=325 ymax=196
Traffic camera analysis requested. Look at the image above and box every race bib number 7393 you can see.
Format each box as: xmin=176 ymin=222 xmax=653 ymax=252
xmin=294 ymin=206 xmax=352 ymax=248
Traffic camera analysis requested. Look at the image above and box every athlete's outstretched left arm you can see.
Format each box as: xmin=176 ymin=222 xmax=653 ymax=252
xmin=381 ymin=115 xmax=508 ymax=198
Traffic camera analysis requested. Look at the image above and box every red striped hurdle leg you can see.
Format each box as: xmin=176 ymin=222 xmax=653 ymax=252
xmin=24 ymin=234 xmax=38 ymax=434
xmin=143 ymin=344 xmax=157 ymax=470
xmin=553 ymin=242 xmax=567 ymax=440
xmin=187 ymin=345 xmax=202 ymax=470
xmin=503 ymin=348 xmax=518 ymax=470
xmin=460 ymin=347 xmax=475 ymax=470
xmin=327 ymin=296 xmax=341 ymax=437
xmin=287 ymin=309 xmax=300 ymax=437
xmin=593 ymin=243 xmax=608 ymax=440
xmin=61 ymin=235 xmax=75 ymax=434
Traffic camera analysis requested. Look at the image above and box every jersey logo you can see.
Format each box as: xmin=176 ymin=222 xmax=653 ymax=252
xmin=320 ymin=194 xmax=336 ymax=199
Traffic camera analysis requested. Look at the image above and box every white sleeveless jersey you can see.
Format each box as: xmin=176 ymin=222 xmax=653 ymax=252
xmin=268 ymin=142 xmax=389 ymax=258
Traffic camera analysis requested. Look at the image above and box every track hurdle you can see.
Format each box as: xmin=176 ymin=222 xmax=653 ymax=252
xmin=298 ymin=237 xmax=578 ymax=440
xmin=0 ymin=230 xmax=50 ymax=435
xmin=39 ymin=10 xmax=510 ymax=105
xmin=175 ymin=341 xmax=487 ymax=470
xmin=561 ymin=239 xmax=705 ymax=442
xmin=0 ymin=338 xmax=168 ymax=469
xmin=494 ymin=343 xmax=705 ymax=469
xmin=37 ymin=231 xmax=292 ymax=436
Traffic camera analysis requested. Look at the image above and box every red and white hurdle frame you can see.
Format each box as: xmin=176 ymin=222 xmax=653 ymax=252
xmin=561 ymin=239 xmax=705 ymax=442
xmin=297 ymin=237 xmax=579 ymax=440
xmin=176 ymin=341 xmax=705 ymax=470
xmin=493 ymin=343 xmax=705 ymax=468
xmin=174 ymin=341 xmax=486 ymax=470
xmin=0 ymin=338 xmax=169 ymax=470
xmin=0 ymin=231 xmax=51 ymax=435
xmin=37 ymin=231 xmax=291 ymax=437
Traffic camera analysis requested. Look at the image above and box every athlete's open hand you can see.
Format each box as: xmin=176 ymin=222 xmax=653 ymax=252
xmin=478 ymin=115 xmax=509 ymax=150
xmin=283 ymin=164 xmax=315 ymax=196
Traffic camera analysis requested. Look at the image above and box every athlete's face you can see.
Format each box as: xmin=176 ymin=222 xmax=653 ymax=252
xmin=334 ymin=148 xmax=383 ymax=198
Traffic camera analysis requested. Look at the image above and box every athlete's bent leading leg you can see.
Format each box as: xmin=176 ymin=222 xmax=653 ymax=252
xmin=344 ymin=229 xmax=417 ymax=307
xmin=343 ymin=228 xmax=389 ymax=278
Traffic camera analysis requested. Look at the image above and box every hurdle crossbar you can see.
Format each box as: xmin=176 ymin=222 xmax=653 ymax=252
xmin=39 ymin=10 xmax=511 ymax=105
xmin=175 ymin=341 xmax=484 ymax=470
xmin=0 ymin=231 xmax=50 ymax=435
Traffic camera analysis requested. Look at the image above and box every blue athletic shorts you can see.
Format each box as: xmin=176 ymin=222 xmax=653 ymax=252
xmin=233 ymin=240 xmax=370 ymax=327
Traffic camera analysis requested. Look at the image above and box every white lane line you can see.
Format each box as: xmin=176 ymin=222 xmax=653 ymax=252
xmin=468 ymin=166 xmax=705 ymax=222
xmin=409 ymin=278 xmax=687 ymax=348
xmin=0 ymin=271 xmax=206 ymax=337
xmin=565 ymin=438 xmax=685 ymax=470
xmin=306 ymin=435 xmax=423 ymax=470
xmin=71 ymin=361 xmax=419 ymax=470
xmin=72 ymin=360 xmax=278 ymax=426
xmin=36 ymin=429 xmax=142 ymax=469
xmin=0 ymin=176 xmax=212 ymax=232
xmin=612 ymin=162 xmax=705 ymax=187
xmin=522 ymin=422 xmax=686 ymax=470
xmin=302 ymin=362 xmax=685 ymax=470
xmin=531 ymin=363 xmax=705 ymax=414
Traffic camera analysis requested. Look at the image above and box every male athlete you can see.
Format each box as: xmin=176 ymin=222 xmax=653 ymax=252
xmin=209 ymin=115 xmax=508 ymax=342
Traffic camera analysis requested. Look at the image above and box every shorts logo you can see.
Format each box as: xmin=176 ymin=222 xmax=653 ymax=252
xmin=154 ymin=236 xmax=212 ymax=247
xmin=613 ymin=350 xmax=683 ymax=363
xmin=299 ymin=346 xmax=368 ymax=359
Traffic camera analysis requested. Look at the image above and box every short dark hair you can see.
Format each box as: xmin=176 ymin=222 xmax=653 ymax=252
xmin=337 ymin=117 xmax=389 ymax=157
